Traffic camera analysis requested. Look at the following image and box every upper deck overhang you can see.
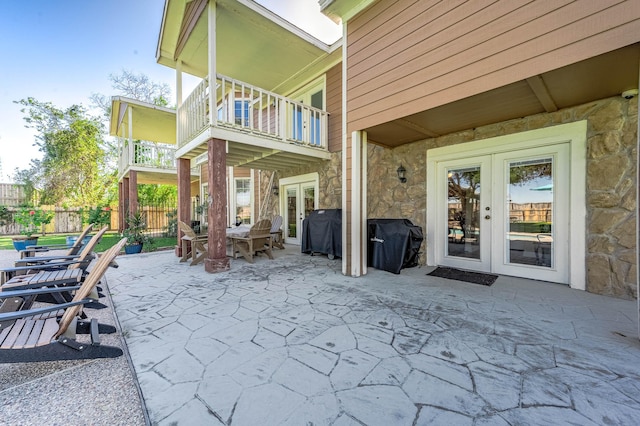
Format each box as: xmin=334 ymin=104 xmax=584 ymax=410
xmin=109 ymin=96 xmax=177 ymax=144
xmin=175 ymin=125 xmax=332 ymax=171
xmin=157 ymin=0 xmax=342 ymax=95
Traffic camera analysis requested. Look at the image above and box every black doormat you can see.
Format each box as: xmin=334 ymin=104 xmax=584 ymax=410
xmin=428 ymin=267 xmax=498 ymax=286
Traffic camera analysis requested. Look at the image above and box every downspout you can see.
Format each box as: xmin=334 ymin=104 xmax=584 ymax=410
xmin=341 ymin=20 xmax=348 ymax=276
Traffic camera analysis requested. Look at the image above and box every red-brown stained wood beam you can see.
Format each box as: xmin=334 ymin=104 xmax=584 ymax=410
xmin=128 ymin=170 xmax=138 ymax=217
xmin=122 ymin=177 xmax=130 ymax=228
xmin=205 ymin=138 xmax=231 ymax=273
xmin=176 ymin=157 xmax=191 ymax=257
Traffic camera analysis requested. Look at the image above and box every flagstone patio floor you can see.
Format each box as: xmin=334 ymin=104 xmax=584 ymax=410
xmin=2 ymin=246 xmax=640 ymax=425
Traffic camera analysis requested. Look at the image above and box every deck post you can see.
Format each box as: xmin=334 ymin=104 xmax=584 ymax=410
xmin=176 ymin=157 xmax=191 ymax=257
xmin=118 ymin=181 xmax=124 ymax=233
xmin=128 ymin=170 xmax=138 ymax=217
xmin=122 ymin=177 xmax=130 ymax=229
xmin=205 ymin=138 xmax=231 ymax=273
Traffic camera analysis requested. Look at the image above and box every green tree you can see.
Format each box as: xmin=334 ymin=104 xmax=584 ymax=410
xmin=138 ymin=184 xmax=177 ymax=205
xmin=14 ymin=98 xmax=108 ymax=206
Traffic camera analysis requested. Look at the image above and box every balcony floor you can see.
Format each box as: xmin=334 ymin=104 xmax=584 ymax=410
xmin=177 ymin=125 xmax=332 ymax=171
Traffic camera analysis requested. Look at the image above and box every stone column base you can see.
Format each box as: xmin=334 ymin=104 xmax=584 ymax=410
xmin=205 ymin=256 xmax=231 ymax=273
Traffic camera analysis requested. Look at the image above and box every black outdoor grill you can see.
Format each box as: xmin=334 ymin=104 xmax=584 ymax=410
xmin=367 ymin=218 xmax=423 ymax=274
xmin=301 ymin=209 xmax=342 ymax=259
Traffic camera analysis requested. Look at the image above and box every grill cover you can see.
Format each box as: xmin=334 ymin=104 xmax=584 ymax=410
xmin=301 ymin=209 xmax=342 ymax=258
xmin=368 ymin=219 xmax=423 ymax=274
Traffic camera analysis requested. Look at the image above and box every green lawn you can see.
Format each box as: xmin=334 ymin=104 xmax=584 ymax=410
xmin=0 ymin=232 xmax=177 ymax=253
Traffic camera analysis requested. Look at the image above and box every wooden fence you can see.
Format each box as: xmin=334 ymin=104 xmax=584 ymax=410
xmin=0 ymin=184 xmax=26 ymax=206
xmin=0 ymin=204 xmax=176 ymax=237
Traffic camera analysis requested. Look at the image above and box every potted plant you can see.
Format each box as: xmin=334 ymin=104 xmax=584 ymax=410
xmin=122 ymin=211 xmax=152 ymax=254
xmin=12 ymin=207 xmax=53 ymax=251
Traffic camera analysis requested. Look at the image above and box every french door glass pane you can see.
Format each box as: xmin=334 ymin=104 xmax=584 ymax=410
xmin=303 ymin=187 xmax=315 ymax=218
xmin=286 ymin=187 xmax=297 ymax=238
xmin=235 ymin=178 xmax=251 ymax=224
xmin=507 ymin=158 xmax=553 ymax=267
xmin=447 ymin=166 xmax=481 ymax=259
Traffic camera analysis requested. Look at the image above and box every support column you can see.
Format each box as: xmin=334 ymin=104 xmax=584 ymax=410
xmin=205 ymin=138 xmax=230 ymax=273
xmin=176 ymin=157 xmax=191 ymax=257
xmin=122 ymin=177 xmax=130 ymax=226
xmin=342 ymin=130 xmax=368 ymax=277
xmin=118 ymin=181 xmax=124 ymax=232
xmin=128 ymin=170 xmax=138 ymax=216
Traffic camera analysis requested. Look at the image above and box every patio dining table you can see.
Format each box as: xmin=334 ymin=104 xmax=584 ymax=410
xmin=181 ymin=225 xmax=253 ymax=260
xmin=226 ymin=225 xmax=251 ymax=239
xmin=226 ymin=225 xmax=251 ymax=256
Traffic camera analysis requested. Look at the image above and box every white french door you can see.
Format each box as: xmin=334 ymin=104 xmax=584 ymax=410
xmin=430 ymin=143 xmax=571 ymax=283
xmin=281 ymin=173 xmax=318 ymax=245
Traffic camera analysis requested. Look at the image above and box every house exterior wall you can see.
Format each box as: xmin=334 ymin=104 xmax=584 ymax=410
xmin=346 ymin=0 xmax=640 ymax=132
xmin=367 ymin=96 xmax=638 ymax=299
xmin=326 ymin=63 xmax=343 ymax=153
xmin=295 ymin=152 xmax=342 ymax=210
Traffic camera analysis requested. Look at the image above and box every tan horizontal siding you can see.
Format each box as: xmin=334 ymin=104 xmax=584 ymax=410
xmin=201 ymin=164 xmax=208 ymax=184
xmin=326 ymin=63 xmax=343 ymax=153
xmin=346 ymin=0 xmax=640 ymax=132
xmin=233 ymin=167 xmax=251 ymax=178
xmin=348 ymin=0 xmax=538 ymax=86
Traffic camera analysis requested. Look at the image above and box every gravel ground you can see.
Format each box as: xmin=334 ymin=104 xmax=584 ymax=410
xmin=0 ymin=248 xmax=147 ymax=426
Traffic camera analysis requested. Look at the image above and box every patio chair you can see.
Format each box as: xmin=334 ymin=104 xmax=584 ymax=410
xmin=230 ymin=219 xmax=274 ymax=263
xmin=20 ymin=223 xmax=94 ymax=259
xmin=0 ymin=238 xmax=127 ymax=363
xmin=178 ymin=221 xmax=208 ymax=266
xmin=270 ymin=215 xmax=284 ymax=249
xmin=1 ymin=226 xmax=109 ymax=285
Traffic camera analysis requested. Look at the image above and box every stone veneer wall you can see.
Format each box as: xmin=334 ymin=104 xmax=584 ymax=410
xmin=367 ymin=96 xmax=638 ymax=299
xmin=260 ymin=154 xmax=343 ymax=214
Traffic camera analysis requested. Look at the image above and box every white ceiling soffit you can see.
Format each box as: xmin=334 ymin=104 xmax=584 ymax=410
xmin=157 ymin=0 xmax=340 ymax=94
xmin=109 ymin=97 xmax=177 ymax=145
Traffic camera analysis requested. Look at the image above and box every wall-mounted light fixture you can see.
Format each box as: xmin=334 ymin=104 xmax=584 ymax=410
xmin=397 ymin=165 xmax=407 ymax=183
xmin=272 ymin=184 xmax=279 ymax=196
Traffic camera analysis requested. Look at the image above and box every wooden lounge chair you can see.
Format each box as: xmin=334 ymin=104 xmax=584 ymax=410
xmin=178 ymin=221 xmax=207 ymax=266
xmin=1 ymin=226 xmax=109 ymax=285
xmin=0 ymin=238 xmax=127 ymax=363
xmin=20 ymin=223 xmax=94 ymax=259
xmin=230 ymin=219 xmax=274 ymax=263
xmin=270 ymin=215 xmax=284 ymax=249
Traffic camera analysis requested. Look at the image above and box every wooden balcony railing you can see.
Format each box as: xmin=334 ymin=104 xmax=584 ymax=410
xmin=119 ymin=140 xmax=177 ymax=175
xmin=177 ymin=74 xmax=329 ymax=150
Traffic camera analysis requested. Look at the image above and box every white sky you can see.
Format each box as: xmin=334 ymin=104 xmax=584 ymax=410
xmin=0 ymin=0 xmax=341 ymax=182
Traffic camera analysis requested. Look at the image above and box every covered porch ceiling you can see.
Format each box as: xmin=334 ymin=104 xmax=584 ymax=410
xmin=365 ymin=44 xmax=640 ymax=147
xmin=121 ymin=169 xmax=185 ymax=186
xmin=109 ymin=97 xmax=176 ymax=145
xmin=157 ymin=0 xmax=341 ymax=95
xmin=181 ymin=138 xmax=331 ymax=172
